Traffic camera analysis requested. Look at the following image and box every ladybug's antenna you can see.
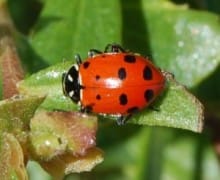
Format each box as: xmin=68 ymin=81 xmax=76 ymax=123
xmin=75 ymin=54 xmax=82 ymax=66
xmin=104 ymin=43 xmax=126 ymax=53
xmin=88 ymin=49 xmax=102 ymax=57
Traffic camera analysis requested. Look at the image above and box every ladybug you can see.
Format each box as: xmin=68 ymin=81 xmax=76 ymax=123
xmin=62 ymin=44 xmax=165 ymax=125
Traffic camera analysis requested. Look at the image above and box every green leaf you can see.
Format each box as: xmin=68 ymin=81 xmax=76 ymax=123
xmin=29 ymin=111 xmax=102 ymax=177
xmin=40 ymin=148 xmax=103 ymax=178
xmin=0 ymin=95 xmax=45 ymax=134
xmin=143 ymin=1 xmax=220 ymax=88
xmin=17 ymin=61 xmax=76 ymax=111
xmin=130 ymin=72 xmax=204 ymax=132
xmin=0 ymin=133 xmax=28 ymax=180
xmin=29 ymin=111 xmax=97 ymax=160
xmin=30 ymin=0 xmax=122 ymax=65
xmin=18 ymin=62 xmax=203 ymax=132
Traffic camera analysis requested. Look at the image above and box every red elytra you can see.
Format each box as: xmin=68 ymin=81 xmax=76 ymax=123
xmin=62 ymin=44 xmax=165 ymax=124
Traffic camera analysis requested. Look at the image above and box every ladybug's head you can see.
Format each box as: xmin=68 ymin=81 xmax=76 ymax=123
xmin=62 ymin=65 xmax=81 ymax=103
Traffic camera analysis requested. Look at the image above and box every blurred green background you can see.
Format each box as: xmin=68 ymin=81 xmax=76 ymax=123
xmin=6 ymin=0 xmax=220 ymax=179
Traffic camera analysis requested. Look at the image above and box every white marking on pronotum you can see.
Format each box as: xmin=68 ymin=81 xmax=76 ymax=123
xmin=68 ymin=74 xmax=73 ymax=82
xmin=74 ymin=64 xmax=79 ymax=70
xmin=69 ymin=90 xmax=74 ymax=97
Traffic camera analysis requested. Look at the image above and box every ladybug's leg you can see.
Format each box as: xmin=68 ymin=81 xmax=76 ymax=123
xmin=75 ymin=54 xmax=82 ymax=66
xmin=80 ymin=105 xmax=87 ymax=113
xmin=116 ymin=114 xmax=131 ymax=125
xmin=88 ymin=49 xmax=102 ymax=58
xmin=80 ymin=104 xmax=93 ymax=113
xmin=149 ymin=106 xmax=160 ymax=112
xmin=104 ymin=43 xmax=126 ymax=53
xmin=79 ymin=105 xmax=85 ymax=113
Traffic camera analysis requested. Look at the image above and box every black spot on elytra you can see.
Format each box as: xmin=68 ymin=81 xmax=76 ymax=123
xmin=95 ymin=75 xmax=100 ymax=80
xmin=96 ymin=94 xmax=101 ymax=100
xmin=143 ymin=66 xmax=152 ymax=80
xmin=118 ymin=67 xmax=126 ymax=80
xmin=127 ymin=106 xmax=139 ymax=114
xmin=83 ymin=62 xmax=90 ymax=69
xmin=144 ymin=89 xmax=154 ymax=102
xmin=119 ymin=93 xmax=128 ymax=105
xmin=124 ymin=55 xmax=136 ymax=63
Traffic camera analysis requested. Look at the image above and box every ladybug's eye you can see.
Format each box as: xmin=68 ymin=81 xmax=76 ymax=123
xmin=62 ymin=65 xmax=81 ymax=103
